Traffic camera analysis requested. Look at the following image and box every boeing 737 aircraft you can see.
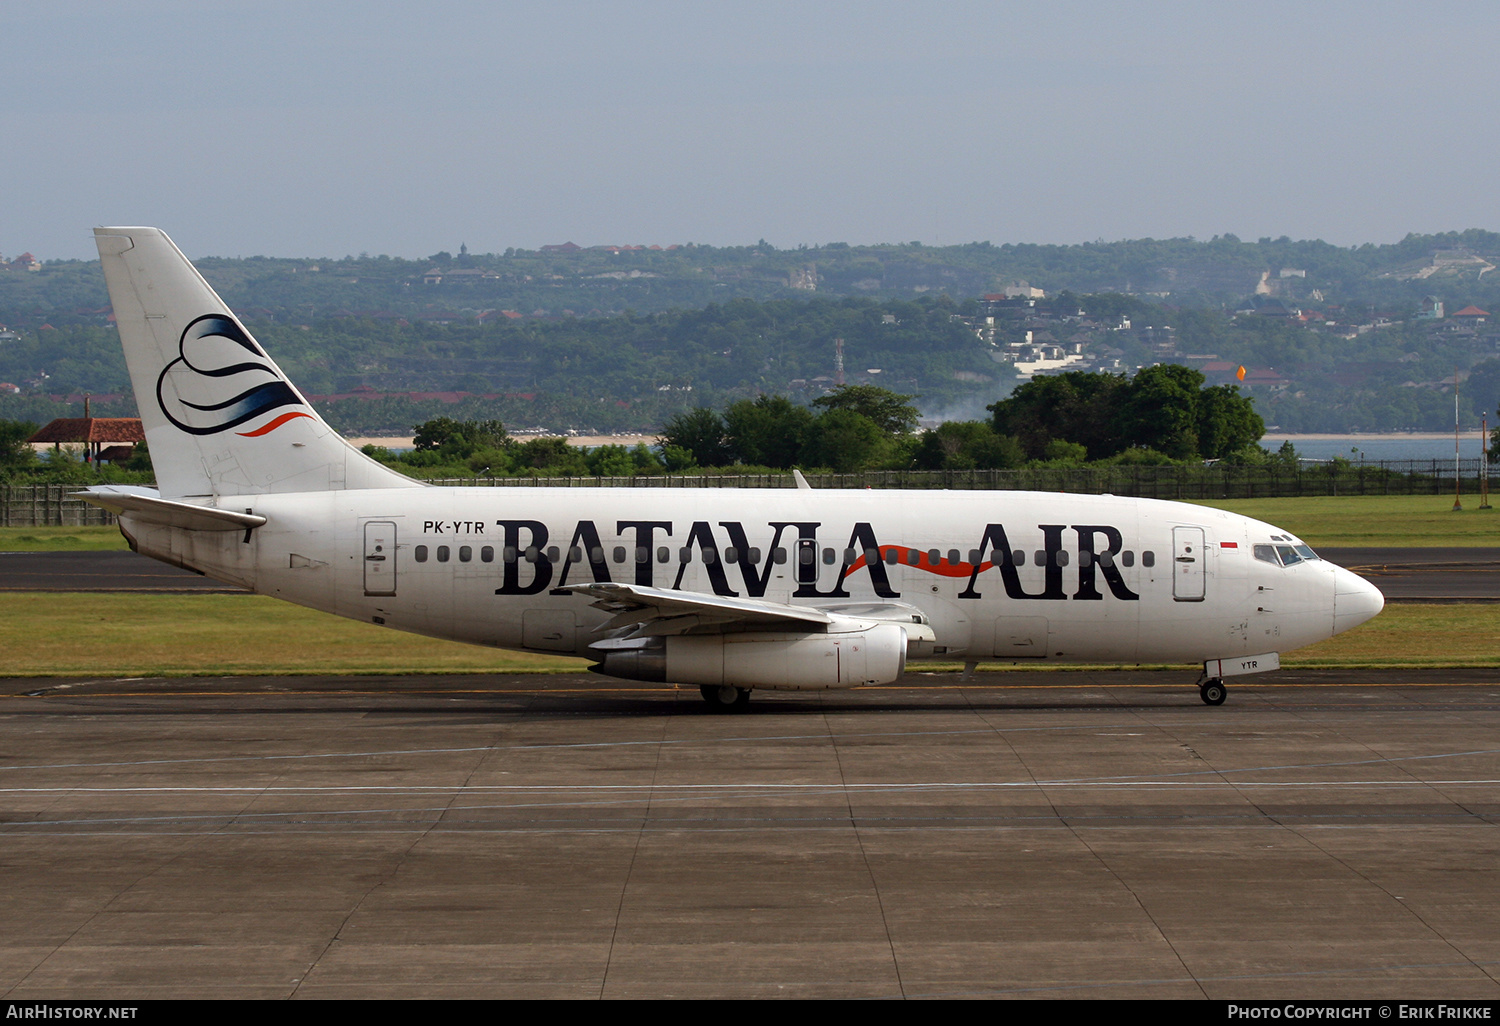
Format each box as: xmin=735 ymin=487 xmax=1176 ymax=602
xmin=79 ymin=227 xmax=1384 ymax=709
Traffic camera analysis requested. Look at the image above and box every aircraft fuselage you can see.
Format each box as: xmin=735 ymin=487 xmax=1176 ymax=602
xmin=119 ymin=485 xmax=1375 ymax=674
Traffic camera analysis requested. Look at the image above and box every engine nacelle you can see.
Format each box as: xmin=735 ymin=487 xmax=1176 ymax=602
xmin=592 ymin=624 xmax=908 ymax=691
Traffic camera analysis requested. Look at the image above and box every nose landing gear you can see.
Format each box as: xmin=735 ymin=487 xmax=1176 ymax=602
xmin=1199 ymin=678 xmax=1227 ymax=706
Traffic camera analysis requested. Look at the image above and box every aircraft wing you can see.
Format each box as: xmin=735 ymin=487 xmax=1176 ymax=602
xmin=76 ymin=486 xmax=268 ymax=533
xmin=562 ymin=582 xmax=839 ymax=636
xmin=562 ymin=582 xmax=936 ymax=642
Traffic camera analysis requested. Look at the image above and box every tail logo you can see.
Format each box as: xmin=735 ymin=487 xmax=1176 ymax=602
xmin=156 ymin=315 xmax=312 ymax=436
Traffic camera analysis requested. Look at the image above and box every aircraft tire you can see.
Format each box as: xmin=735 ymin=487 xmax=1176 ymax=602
xmin=700 ymin=684 xmax=752 ymax=711
xmin=1200 ymin=679 xmax=1227 ymax=706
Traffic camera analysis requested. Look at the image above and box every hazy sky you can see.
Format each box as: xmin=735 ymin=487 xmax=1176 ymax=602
xmin=8 ymin=1 xmax=1500 ymax=260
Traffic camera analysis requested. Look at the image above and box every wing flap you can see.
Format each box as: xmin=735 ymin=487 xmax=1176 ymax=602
xmin=561 ymin=582 xmax=937 ymax=643
xmin=563 ymin=582 xmax=836 ymax=634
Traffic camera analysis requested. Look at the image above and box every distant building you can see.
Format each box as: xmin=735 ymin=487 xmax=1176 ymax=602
xmin=1417 ymin=296 xmax=1444 ymax=320
xmin=27 ymin=417 xmax=145 ymax=463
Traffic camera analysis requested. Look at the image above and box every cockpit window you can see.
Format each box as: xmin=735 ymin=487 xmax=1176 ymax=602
xmin=1294 ymin=544 xmax=1319 ymax=561
xmin=1275 ymin=544 xmax=1303 ymax=566
xmin=1254 ymin=544 xmax=1280 ymax=566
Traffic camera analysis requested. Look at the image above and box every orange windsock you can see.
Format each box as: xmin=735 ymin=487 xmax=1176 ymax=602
xmin=1236 ymin=365 xmax=1247 ymax=381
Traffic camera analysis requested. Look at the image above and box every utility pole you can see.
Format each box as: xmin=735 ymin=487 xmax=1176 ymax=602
xmin=1453 ymin=374 xmax=1463 ymax=511
xmin=1483 ymin=412 xmax=1492 ymax=509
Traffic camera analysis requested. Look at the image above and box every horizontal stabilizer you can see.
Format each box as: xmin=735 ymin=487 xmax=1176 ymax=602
xmin=76 ymin=487 xmax=267 ymax=532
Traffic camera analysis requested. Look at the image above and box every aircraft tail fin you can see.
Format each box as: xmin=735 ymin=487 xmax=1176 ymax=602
xmin=94 ymin=227 xmax=421 ymax=499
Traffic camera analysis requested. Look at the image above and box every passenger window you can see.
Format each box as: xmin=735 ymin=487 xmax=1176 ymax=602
xmin=947 ymin=549 xmax=960 ymax=565
xmin=1013 ymin=549 xmax=1026 ymax=566
xmin=612 ymin=546 xmax=626 ymax=563
xmin=798 ymin=546 xmax=814 ymax=565
xmin=822 ymin=547 xmax=836 ymax=565
xmin=503 ymin=546 xmax=517 ymax=564
xmin=772 ymin=548 xmax=788 ymax=564
xmin=415 ymin=545 xmax=429 ymax=563
xmin=885 ymin=549 xmax=899 ymax=566
xmin=570 ymin=546 xmax=583 ymax=562
xmin=481 ymin=546 xmax=494 ymax=563
xmin=1098 ymin=551 xmax=1114 ymax=568
xmin=724 ymin=546 xmax=739 ymax=563
xmin=1121 ymin=551 xmax=1134 ymax=567
xmin=589 ymin=546 xmax=604 ymax=563
xmin=1142 ymin=551 xmax=1155 ymax=568
xmin=927 ymin=549 xmax=940 ymax=565
xmin=863 ymin=548 xmax=879 ymax=564
xmin=636 ymin=546 xmax=648 ymax=564
xmin=437 ymin=545 xmax=450 ymax=563
xmin=523 ymin=546 xmax=538 ymax=563
xmin=969 ymin=550 xmax=981 ymax=564
xmin=1034 ymin=550 xmax=1046 ymax=566
xmin=657 ymin=546 xmax=670 ymax=563
xmin=908 ymin=549 xmax=920 ymax=565
xmin=459 ymin=545 xmax=472 ymax=562
xmin=1056 ymin=550 xmax=1069 ymax=567
xmin=702 ymin=547 xmax=718 ymax=565
xmin=547 ymin=546 xmax=559 ymax=562
xmin=748 ymin=547 xmax=761 ymax=564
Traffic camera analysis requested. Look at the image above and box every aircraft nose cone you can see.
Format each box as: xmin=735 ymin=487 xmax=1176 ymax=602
xmin=1333 ymin=566 xmax=1384 ymax=634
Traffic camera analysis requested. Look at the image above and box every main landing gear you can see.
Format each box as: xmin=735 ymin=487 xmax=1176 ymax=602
xmin=700 ymin=684 xmax=752 ymax=711
xmin=1199 ymin=678 xmax=1227 ymax=706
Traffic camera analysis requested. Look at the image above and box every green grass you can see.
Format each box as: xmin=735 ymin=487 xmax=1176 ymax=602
xmin=1276 ymin=603 xmax=1500 ymax=667
xmin=0 ymin=526 xmax=130 ymax=551
xmin=1189 ymin=495 xmax=1499 ymax=548
xmin=0 ymin=593 xmax=1490 ymax=677
xmin=0 ymin=593 xmax=585 ymax=677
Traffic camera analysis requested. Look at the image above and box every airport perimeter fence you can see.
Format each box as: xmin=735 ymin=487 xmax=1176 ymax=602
xmin=3 ymin=460 xmax=1494 ymax=525
xmin=431 ymin=458 xmax=1500 ymax=500
xmin=0 ymin=485 xmax=117 ymax=527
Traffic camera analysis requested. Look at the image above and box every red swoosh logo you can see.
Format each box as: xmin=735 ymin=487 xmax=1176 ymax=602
xmin=236 ymin=411 xmax=314 ymax=437
xmin=843 ymin=545 xmax=991 ymax=579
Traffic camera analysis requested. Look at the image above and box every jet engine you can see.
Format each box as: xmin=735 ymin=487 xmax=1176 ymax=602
xmin=590 ymin=623 xmax=908 ymax=691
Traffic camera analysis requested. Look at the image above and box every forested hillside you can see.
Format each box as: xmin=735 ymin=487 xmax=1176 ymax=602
xmin=4 ymin=230 xmax=1500 ymax=434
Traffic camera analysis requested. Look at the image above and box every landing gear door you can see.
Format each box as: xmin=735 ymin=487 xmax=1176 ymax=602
xmin=364 ymin=520 xmax=397 ymax=597
xmin=1172 ymin=526 xmax=1205 ymax=602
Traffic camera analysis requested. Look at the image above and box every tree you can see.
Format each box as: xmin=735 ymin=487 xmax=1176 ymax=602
xmin=914 ymin=421 xmax=1024 ymax=470
xmin=0 ymin=420 xmax=38 ymax=475
xmin=1115 ymin=364 xmax=1203 ymax=460
xmin=988 ymin=372 xmax=1128 ymax=460
xmin=659 ymin=408 xmax=730 ymax=467
xmin=723 ymin=395 xmax=813 ymax=468
xmin=988 ymin=367 xmax=1262 ymax=462
xmin=811 ymin=385 xmax=919 ymax=436
xmin=411 ymin=417 xmax=509 ymax=457
xmin=1196 ymin=385 xmax=1265 ymax=460
xmin=803 ymin=409 xmax=891 ymax=471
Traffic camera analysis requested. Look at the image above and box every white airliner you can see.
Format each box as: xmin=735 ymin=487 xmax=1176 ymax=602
xmin=79 ymin=227 xmax=1384 ymax=709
